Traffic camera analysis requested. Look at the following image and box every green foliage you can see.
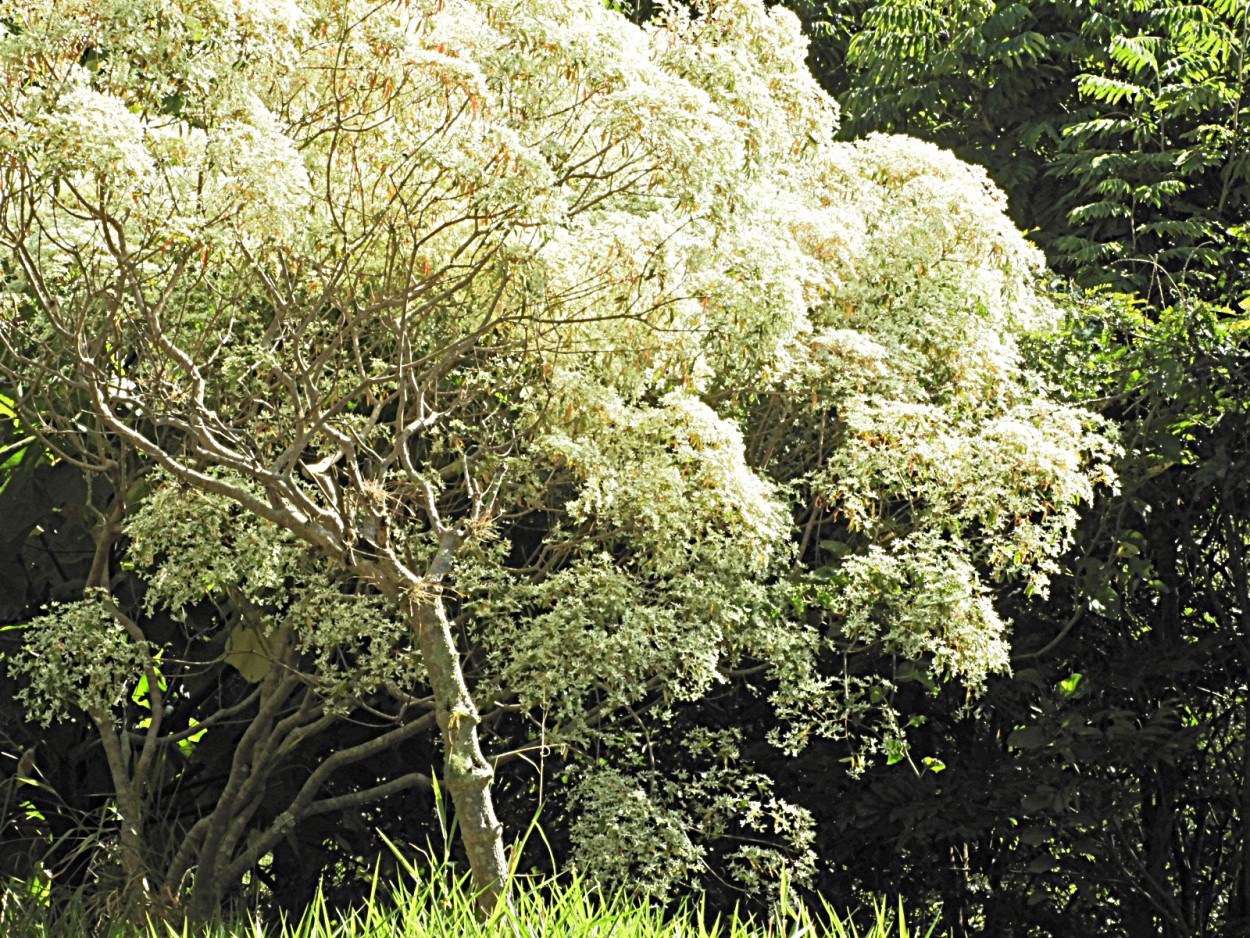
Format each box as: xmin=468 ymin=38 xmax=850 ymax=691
xmin=778 ymin=295 xmax=1250 ymax=935
xmin=984 ymin=297 xmax=1250 ymax=935
xmin=754 ymin=2 xmax=1250 ymax=929
xmin=794 ymin=0 xmax=1250 ymax=302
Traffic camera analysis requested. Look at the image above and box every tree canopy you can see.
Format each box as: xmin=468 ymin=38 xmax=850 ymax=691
xmin=0 ymin=0 xmax=1113 ymax=920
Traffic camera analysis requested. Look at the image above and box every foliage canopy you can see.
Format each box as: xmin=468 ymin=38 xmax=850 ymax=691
xmin=0 ymin=0 xmax=1111 ymax=917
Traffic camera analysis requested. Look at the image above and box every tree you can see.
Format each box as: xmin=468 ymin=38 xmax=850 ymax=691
xmin=0 ymin=0 xmax=1111 ymax=919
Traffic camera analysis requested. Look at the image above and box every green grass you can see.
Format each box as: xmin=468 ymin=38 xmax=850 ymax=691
xmin=1 ymin=853 xmax=945 ymax=938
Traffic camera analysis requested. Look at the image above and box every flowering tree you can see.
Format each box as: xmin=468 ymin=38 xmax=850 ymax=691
xmin=0 ymin=0 xmax=1113 ymax=917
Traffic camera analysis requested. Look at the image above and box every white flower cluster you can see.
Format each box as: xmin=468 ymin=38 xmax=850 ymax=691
xmin=836 ymin=531 xmax=1010 ymax=683
xmin=654 ymin=0 xmax=839 ymax=171
xmin=568 ymin=729 xmax=816 ymax=900
xmin=126 ymin=473 xmax=421 ymax=708
xmin=568 ymin=767 xmax=704 ymax=902
xmin=126 ymin=473 xmax=303 ymax=618
xmin=38 ymin=80 xmax=155 ymax=179
xmin=541 ymin=386 xmax=786 ymax=574
xmin=818 ymin=397 xmax=1117 ymax=593
xmin=8 ymin=589 xmax=154 ymax=726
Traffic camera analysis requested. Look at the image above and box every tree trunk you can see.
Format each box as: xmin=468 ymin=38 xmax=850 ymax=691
xmin=394 ymin=536 xmax=508 ymax=913
xmin=90 ymin=709 xmax=153 ymax=912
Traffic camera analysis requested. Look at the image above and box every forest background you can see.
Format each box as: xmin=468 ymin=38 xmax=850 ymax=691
xmin=1 ymin=0 xmax=1248 ymax=936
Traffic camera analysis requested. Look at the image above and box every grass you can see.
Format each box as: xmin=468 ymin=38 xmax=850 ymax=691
xmin=0 ymin=854 xmax=945 ymax=938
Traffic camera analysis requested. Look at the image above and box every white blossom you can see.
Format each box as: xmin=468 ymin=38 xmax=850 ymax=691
xmin=8 ymin=589 xmax=154 ymax=726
